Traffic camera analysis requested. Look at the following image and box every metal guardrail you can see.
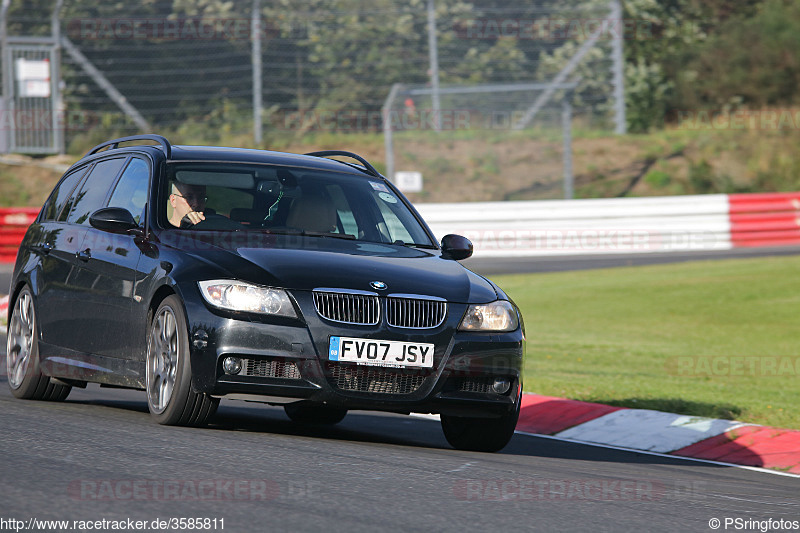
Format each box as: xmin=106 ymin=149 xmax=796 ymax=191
xmin=0 ymin=207 xmax=38 ymax=263
xmin=729 ymin=192 xmax=800 ymax=247
xmin=416 ymin=194 xmax=733 ymax=257
xmin=417 ymin=192 xmax=800 ymax=257
xmin=1 ymin=193 xmax=800 ymax=263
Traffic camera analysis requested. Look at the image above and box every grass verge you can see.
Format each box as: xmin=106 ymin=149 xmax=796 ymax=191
xmin=492 ymin=255 xmax=800 ymax=430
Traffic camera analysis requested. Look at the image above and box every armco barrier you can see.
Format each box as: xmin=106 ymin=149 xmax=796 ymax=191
xmin=416 ymin=194 xmax=733 ymax=257
xmin=0 ymin=192 xmax=798 ymax=263
xmin=0 ymin=208 xmax=39 ymax=263
xmin=729 ymin=192 xmax=800 ymax=247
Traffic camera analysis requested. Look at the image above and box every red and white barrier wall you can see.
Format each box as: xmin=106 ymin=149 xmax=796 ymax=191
xmin=0 ymin=193 xmax=799 ymax=263
xmin=417 ymin=192 xmax=800 ymax=257
xmin=729 ymin=192 xmax=800 ymax=248
xmin=0 ymin=208 xmax=39 ymax=264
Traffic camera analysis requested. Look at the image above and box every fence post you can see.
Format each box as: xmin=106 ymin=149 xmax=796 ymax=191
xmin=382 ymin=83 xmax=402 ymax=180
xmin=611 ymin=0 xmax=626 ymax=135
xmin=427 ymin=0 xmax=441 ymax=132
xmin=562 ymin=93 xmax=573 ymax=199
xmin=252 ymin=0 xmax=263 ymax=145
xmin=0 ymin=0 xmax=10 ymax=154
xmin=52 ymin=0 xmax=65 ymax=154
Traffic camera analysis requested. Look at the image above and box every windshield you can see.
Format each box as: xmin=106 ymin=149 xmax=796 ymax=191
xmin=161 ymin=163 xmax=435 ymax=247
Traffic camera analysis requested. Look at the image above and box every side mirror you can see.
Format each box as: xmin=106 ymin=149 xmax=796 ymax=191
xmin=441 ymin=234 xmax=473 ymax=260
xmin=89 ymin=207 xmax=143 ymax=235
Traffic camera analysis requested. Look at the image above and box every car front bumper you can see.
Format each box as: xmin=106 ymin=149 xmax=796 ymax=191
xmin=182 ymin=286 xmax=524 ymax=418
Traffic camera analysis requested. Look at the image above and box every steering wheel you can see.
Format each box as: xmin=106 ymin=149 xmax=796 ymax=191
xmin=180 ymin=213 xmax=244 ymax=230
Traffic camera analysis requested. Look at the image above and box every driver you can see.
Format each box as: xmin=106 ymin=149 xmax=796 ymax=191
xmin=168 ymin=182 xmax=207 ymax=227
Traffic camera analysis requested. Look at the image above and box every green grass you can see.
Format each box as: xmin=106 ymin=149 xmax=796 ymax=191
xmin=492 ymin=255 xmax=800 ymax=429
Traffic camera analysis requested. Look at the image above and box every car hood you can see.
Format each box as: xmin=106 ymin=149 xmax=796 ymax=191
xmin=167 ymin=232 xmax=499 ymax=304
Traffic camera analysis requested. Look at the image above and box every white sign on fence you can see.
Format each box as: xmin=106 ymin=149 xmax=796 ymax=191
xmin=394 ymin=171 xmax=423 ymax=192
xmin=15 ymin=58 xmax=51 ymax=97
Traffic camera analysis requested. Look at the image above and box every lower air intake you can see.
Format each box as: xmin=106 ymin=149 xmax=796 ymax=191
xmin=457 ymin=377 xmax=492 ymax=394
xmin=242 ymin=358 xmax=301 ymax=379
xmin=326 ymin=363 xmax=426 ymax=394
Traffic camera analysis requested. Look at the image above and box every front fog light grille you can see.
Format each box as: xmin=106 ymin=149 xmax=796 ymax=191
xmin=241 ymin=358 xmax=301 ymax=379
xmin=458 ymin=377 xmax=493 ymax=394
xmin=326 ymin=363 xmax=427 ymax=394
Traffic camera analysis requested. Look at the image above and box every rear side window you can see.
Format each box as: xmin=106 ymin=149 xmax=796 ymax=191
xmin=108 ymin=158 xmax=150 ymax=225
xmin=41 ymin=166 xmax=89 ymax=221
xmin=61 ymin=158 xmax=126 ymax=225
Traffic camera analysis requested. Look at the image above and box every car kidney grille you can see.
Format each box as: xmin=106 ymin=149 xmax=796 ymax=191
xmin=326 ymin=363 xmax=426 ymax=394
xmin=386 ymin=296 xmax=446 ymax=329
xmin=242 ymin=358 xmax=301 ymax=379
xmin=313 ymin=291 xmax=379 ymax=325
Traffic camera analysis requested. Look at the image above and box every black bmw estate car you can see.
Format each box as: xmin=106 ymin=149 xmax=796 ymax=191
xmin=6 ymin=135 xmax=525 ymax=452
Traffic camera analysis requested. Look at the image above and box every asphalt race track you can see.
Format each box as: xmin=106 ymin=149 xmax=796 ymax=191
xmin=2 ymin=249 xmax=800 ymax=532
xmin=1 ymin=334 xmax=799 ymax=533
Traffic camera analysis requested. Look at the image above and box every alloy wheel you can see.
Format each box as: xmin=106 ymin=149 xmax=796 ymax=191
xmin=6 ymin=292 xmax=35 ymax=389
xmin=147 ymin=306 xmax=179 ymax=413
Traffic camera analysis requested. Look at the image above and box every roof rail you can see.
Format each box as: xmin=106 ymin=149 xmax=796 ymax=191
xmin=304 ymin=150 xmax=381 ymax=178
xmin=85 ymin=134 xmax=172 ymax=159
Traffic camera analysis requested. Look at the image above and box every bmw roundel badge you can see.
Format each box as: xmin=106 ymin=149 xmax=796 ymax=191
xmin=370 ymin=281 xmax=387 ymax=290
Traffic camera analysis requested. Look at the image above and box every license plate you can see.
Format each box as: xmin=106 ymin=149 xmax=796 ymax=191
xmin=328 ymin=336 xmax=434 ymax=368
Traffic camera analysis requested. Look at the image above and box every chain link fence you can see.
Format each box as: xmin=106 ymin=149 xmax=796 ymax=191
xmin=2 ymin=0 xmax=624 ymax=199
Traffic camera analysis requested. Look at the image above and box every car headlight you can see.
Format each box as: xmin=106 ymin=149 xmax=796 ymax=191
xmin=198 ymin=280 xmax=297 ymax=318
xmin=458 ymin=300 xmax=519 ymax=332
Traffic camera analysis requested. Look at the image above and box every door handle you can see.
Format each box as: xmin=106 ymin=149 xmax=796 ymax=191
xmin=39 ymin=242 xmax=53 ymax=255
xmin=76 ymin=248 xmax=91 ymax=262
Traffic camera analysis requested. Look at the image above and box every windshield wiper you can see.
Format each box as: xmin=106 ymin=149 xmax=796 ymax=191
xmin=261 ymin=229 xmax=356 ymax=240
xmin=302 ymin=231 xmax=356 ymax=240
xmin=261 ymin=228 xmax=302 ymax=236
xmin=394 ymin=240 xmax=437 ymax=249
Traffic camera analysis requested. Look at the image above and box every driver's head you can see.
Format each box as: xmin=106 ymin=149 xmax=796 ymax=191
xmin=169 ymin=182 xmax=207 ymax=216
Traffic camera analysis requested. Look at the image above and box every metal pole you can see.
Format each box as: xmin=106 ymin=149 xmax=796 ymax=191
xmin=513 ymin=6 xmax=614 ymax=130
xmin=0 ymin=0 xmax=11 ymax=153
xmin=52 ymin=0 xmax=65 ymax=154
xmin=562 ymin=94 xmax=573 ymax=199
xmin=382 ymin=83 xmax=402 ymax=180
xmin=61 ymin=37 xmax=150 ymax=131
xmin=611 ymin=0 xmax=626 ymax=134
xmin=252 ymin=0 xmax=262 ymax=145
xmin=427 ymin=0 xmax=440 ymax=132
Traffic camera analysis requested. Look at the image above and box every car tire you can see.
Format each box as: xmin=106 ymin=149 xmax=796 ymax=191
xmin=440 ymin=393 xmax=521 ymax=452
xmin=284 ymin=403 xmax=347 ymax=425
xmin=146 ymin=295 xmax=218 ymax=427
xmin=6 ymin=287 xmax=71 ymax=401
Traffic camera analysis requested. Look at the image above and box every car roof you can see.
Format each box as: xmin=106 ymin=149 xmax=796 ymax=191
xmin=75 ymin=135 xmax=381 ymax=179
xmin=168 ymin=146 xmax=371 ymax=176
